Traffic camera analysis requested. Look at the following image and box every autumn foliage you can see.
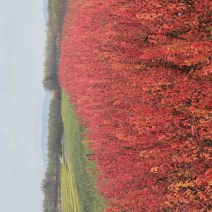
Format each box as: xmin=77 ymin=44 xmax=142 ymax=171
xmin=59 ymin=0 xmax=212 ymax=211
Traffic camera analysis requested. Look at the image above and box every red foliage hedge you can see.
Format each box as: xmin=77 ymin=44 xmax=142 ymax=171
xmin=60 ymin=0 xmax=212 ymax=211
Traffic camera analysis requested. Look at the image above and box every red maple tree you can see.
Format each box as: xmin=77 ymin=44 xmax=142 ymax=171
xmin=60 ymin=0 xmax=212 ymax=211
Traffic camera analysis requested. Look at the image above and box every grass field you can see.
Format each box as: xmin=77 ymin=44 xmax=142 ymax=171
xmin=61 ymin=153 xmax=80 ymax=212
xmin=61 ymin=90 xmax=105 ymax=212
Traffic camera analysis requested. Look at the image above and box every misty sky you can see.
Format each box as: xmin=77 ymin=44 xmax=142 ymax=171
xmin=0 ymin=0 xmax=46 ymax=211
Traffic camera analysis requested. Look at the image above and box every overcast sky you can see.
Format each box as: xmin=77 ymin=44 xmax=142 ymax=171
xmin=0 ymin=0 xmax=46 ymax=211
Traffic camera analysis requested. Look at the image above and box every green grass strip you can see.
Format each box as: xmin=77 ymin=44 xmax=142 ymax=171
xmin=61 ymin=89 xmax=105 ymax=212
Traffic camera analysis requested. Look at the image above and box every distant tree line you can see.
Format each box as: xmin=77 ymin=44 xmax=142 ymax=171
xmin=41 ymin=90 xmax=64 ymax=211
xmin=41 ymin=0 xmax=69 ymax=210
xmin=42 ymin=0 xmax=70 ymax=91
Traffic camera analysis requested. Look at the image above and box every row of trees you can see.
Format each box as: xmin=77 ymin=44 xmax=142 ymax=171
xmin=42 ymin=91 xmax=64 ymax=212
xmin=60 ymin=0 xmax=211 ymax=211
xmin=42 ymin=0 xmax=70 ymax=210
xmin=42 ymin=0 xmax=70 ymax=90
